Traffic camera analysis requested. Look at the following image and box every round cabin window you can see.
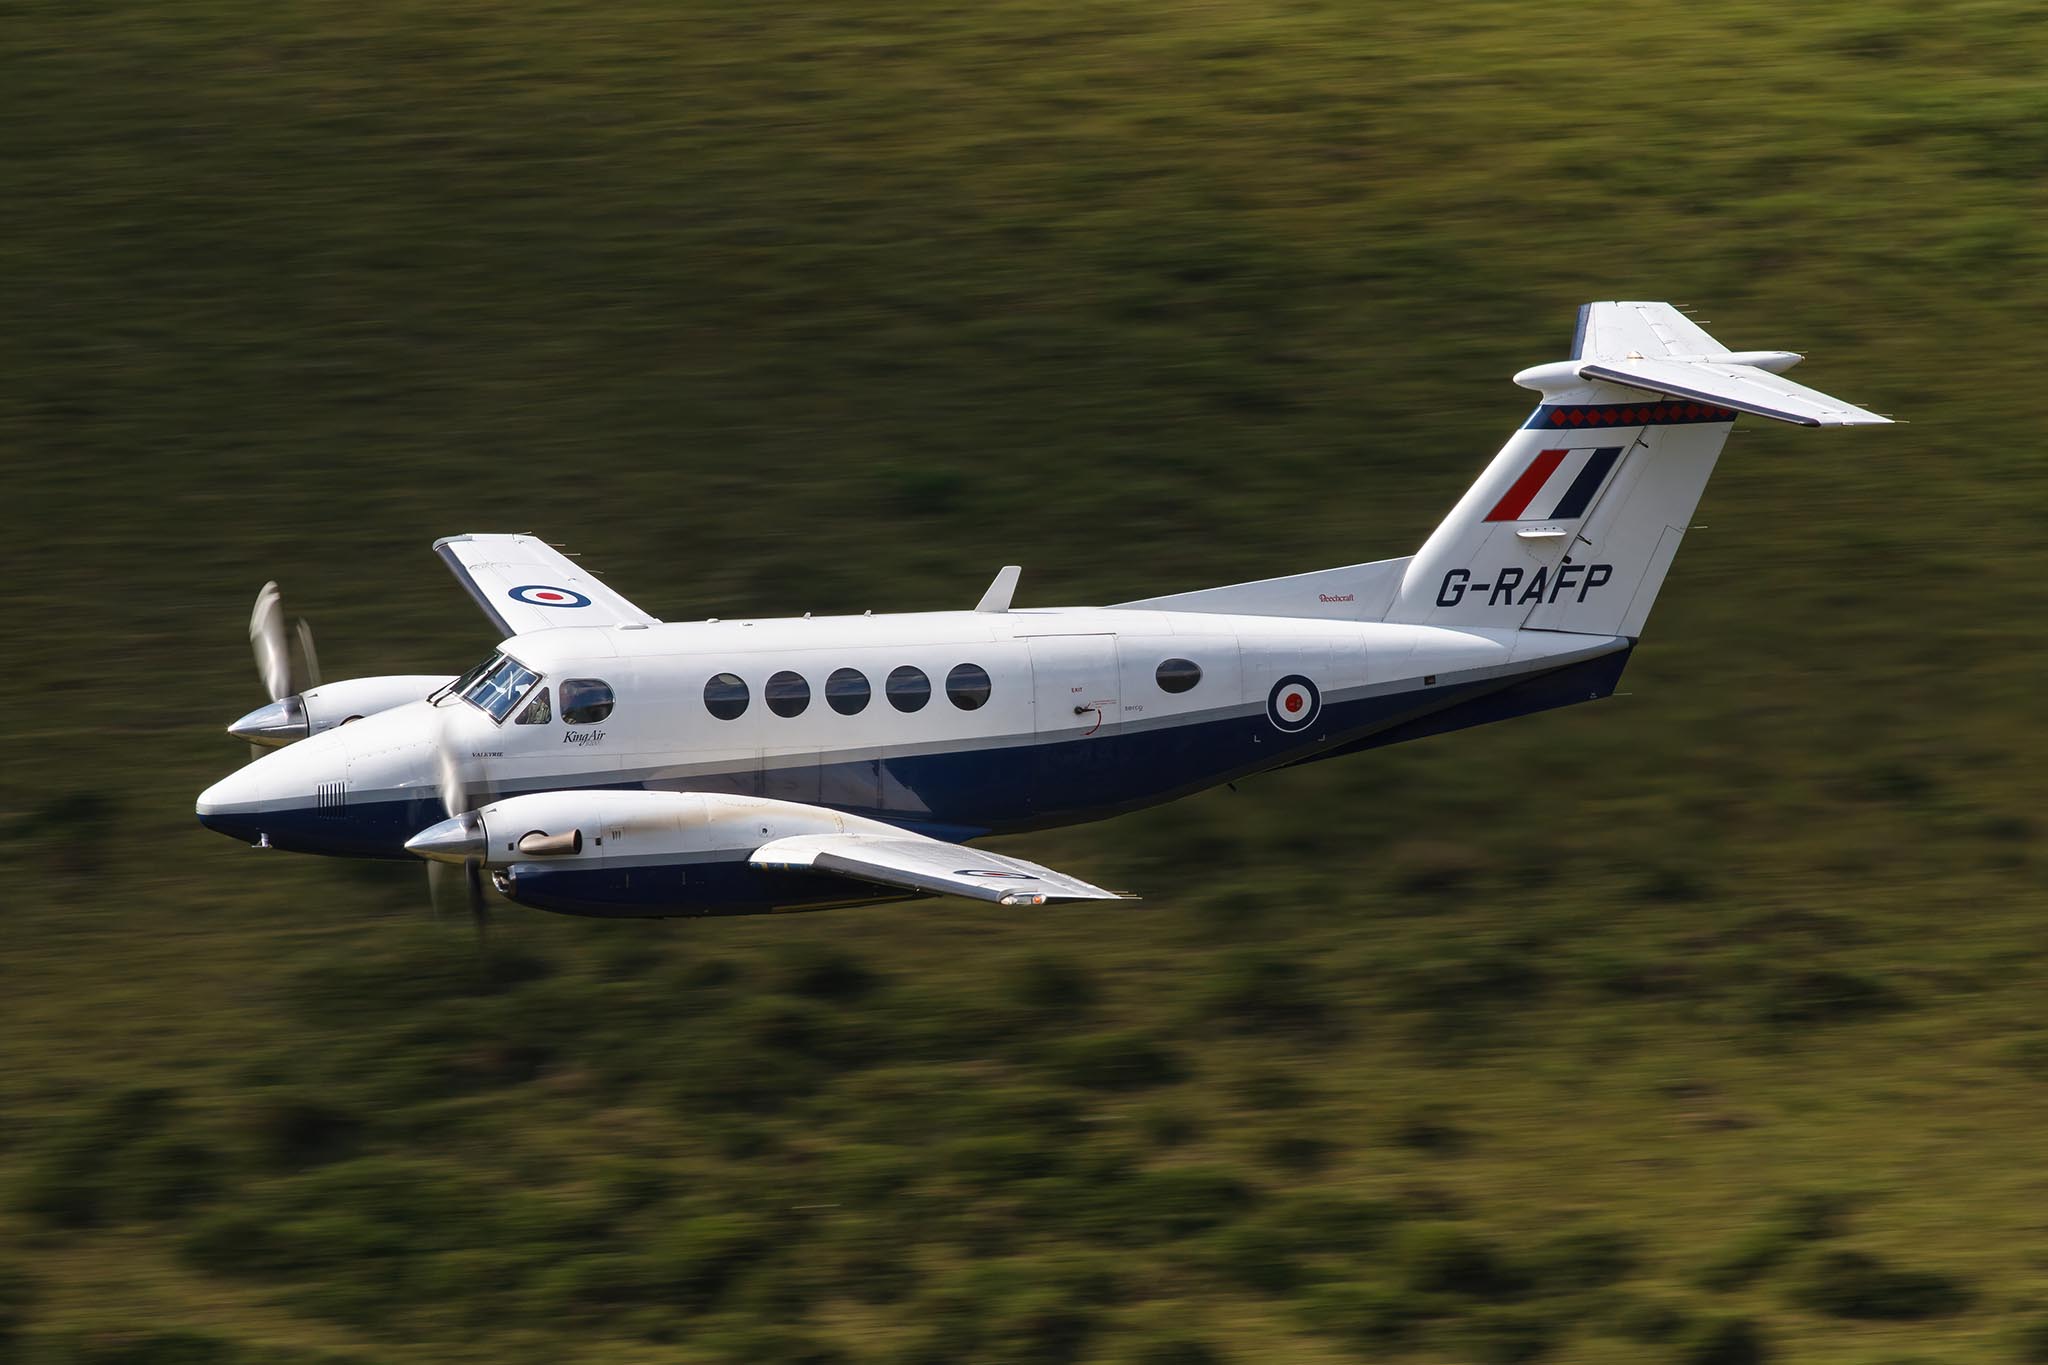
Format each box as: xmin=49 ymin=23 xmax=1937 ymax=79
xmin=886 ymin=665 xmax=931 ymax=713
xmin=946 ymin=663 xmax=993 ymax=710
xmin=826 ymin=667 xmax=871 ymax=715
xmin=765 ymin=670 xmax=811 ymax=718
xmin=703 ymin=672 xmax=749 ymax=721
xmin=1156 ymin=658 xmax=1202 ymax=694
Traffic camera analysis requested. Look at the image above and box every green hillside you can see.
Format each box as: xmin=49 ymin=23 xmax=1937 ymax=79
xmin=4 ymin=0 xmax=2046 ymax=1360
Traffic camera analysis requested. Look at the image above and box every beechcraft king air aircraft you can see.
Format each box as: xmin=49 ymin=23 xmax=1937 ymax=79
xmin=196 ymin=303 xmax=1888 ymax=921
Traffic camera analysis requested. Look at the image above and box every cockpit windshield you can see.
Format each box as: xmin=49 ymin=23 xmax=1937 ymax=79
xmin=455 ymin=651 xmax=542 ymax=723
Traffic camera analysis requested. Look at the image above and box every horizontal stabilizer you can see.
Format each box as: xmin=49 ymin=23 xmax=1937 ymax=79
xmin=1575 ymin=356 xmax=1889 ymax=427
xmin=753 ymin=832 xmax=1130 ymax=906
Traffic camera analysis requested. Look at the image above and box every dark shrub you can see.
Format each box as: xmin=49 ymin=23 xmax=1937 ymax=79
xmin=1295 ymin=1282 xmax=1415 ymax=1348
xmin=1454 ymin=1303 xmax=1556 ymax=1363
xmin=1196 ymin=951 xmax=1335 ymax=1039
xmin=1610 ymin=1294 xmax=1687 ymax=1342
xmin=1112 ymin=1168 xmax=1254 ymax=1242
xmin=113 ymin=1135 xmax=225 ymax=1220
xmin=943 ymin=1133 xmax=1066 ymax=1189
xmin=1253 ymin=1194 xmax=1400 ymax=1257
xmin=1012 ymin=956 xmax=1099 ymax=1013
xmin=1695 ymin=1192 xmax=1847 ymax=1290
xmin=650 ymin=1213 xmax=773 ymax=1312
xmin=1045 ymin=1033 xmax=1186 ymax=1091
xmin=1138 ymin=1105 xmax=1200 ymax=1149
xmin=1233 ymin=1069 xmax=1315 ymax=1112
xmin=41 ymin=1330 xmax=244 ymax=1364
xmin=1696 ymin=1225 xmax=1797 ymax=1292
xmin=1674 ymin=1312 xmax=1770 ymax=1365
xmin=0 ymin=1261 xmax=34 ymax=1341
xmin=1526 ymin=1226 xmax=1637 ymax=1292
xmin=984 ymin=1291 xmax=1097 ymax=1365
xmin=1123 ymin=1337 xmax=1229 ymax=1365
xmin=1396 ymin=1222 xmax=1521 ymax=1299
xmin=1749 ymin=968 xmax=1904 ymax=1027
xmin=2010 ymin=1312 xmax=2048 ymax=1363
xmin=773 ymin=942 xmax=880 ymax=1001
xmin=1391 ymin=1106 xmax=1468 ymax=1155
xmin=249 ymin=1095 xmax=363 ymax=1169
xmin=1787 ymin=1248 xmax=1969 ymax=1320
xmin=181 ymin=1207 xmax=283 ymax=1276
xmin=1203 ymin=1220 xmax=1303 ymax=1294
xmin=1258 ymin=1132 xmax=1333 ymax=1173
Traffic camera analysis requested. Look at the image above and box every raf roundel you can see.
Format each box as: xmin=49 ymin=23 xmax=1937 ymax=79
xmin=508 ymin=584 xmax=593 ymax=609
xmin=1266 ymin=674 xmax=1321 ymax=733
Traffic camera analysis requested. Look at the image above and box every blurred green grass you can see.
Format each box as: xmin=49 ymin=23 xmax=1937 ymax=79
xmin=3 ymin=0 xmax=2047 ymax=1360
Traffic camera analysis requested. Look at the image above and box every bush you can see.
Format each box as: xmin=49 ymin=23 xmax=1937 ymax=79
xmin=649 ymin=1213 xmax=773 ymax=1312
xmin=1391 ymin=1106 xmax=1469 ymax=1155
xmin=1609 ymin=1294 xmax=1687 ymax=1343
xmin=1248 ymin=1194 xmax=1400 ymax=1258
xmin=38 ymin=1330 xmax=244 ymax=1364
xmin=1695 ymin=1192 xmax=1846 ymax=1290
xmin=1202 ymin=1220 xmax=1303 ymax=1294
xmin=1195 ymin=951 xmax=1336 ymax=1039
xmin=773 ymin=942 xmax=881 ymax=1001
xmin=248 ymin=1095 xmax=363 ymax=1169
xmin=1012 ymin=956 xmax=1100 ymax=1013
xmin=1786 ymin=1248 xmax=1970 ymax=1320
xmin=1395 ymin=1222 xmax=1521 ymax=1299
xmin=1044 ymin=1033 xmax=1186 ymax=1092
xmin=1295 ymin=1282 xmax=1416 ymax=1349
xmin=0 ymin=1261 xmax=34 ymax=1342
xmin=2010 ymin=1312 xmax=2048 ymax=1363
xmin=1525 ymin=1226 xmax=1637 ymax=1293
xmin=1674 ymin=1313 xmax=1770 ymax=1365
xmin=943 ymin=1133 xmax=1067 ymax=1189
xmin=1748 ymin=968 xmax=1904 ymax=1028
xmin=1453 ymin=1303 xmax=1556 ymax=1363
xmin=1122 ymin=1337 xmax=1229 ymax=1365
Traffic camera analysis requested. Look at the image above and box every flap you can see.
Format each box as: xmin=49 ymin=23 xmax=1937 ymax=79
xmin=752 ymin=832 xmax=1131 ymax=906
xmin=434 ymin=534 xmax=660 ymax=637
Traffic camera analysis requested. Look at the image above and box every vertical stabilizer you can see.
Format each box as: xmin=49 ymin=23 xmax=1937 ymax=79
xmin=1384 ymin=302 xmax=1887 ymax=638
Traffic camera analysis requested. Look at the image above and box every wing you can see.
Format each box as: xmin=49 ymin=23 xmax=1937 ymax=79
xmin=434 ymin=534 xmax=660 ymax=636
xmin=751 ymin=831 xmax=1133 ymax=906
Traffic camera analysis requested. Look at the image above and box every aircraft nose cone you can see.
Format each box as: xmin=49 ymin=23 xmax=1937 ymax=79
xmin=405 ymin=811 xmax=487 ymax=864
xmin=229 ymin=696 xmax=308 ymax=747
xmin=196 ymin=766 xmax=259 ymax=821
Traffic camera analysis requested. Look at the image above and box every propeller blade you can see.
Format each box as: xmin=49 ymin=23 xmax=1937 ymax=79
xmin=427 ymin=857 xmax=456 ymax=922
xmin=249 ymin=582 xmax=292 ymax=703
xmin=466 ymin=856 xmax=490 ymax=951
xmin=436 ymin=737 xmax=467 ymax=821
xmin=295 ymin=618 xmax=321 ymax=692
xmin=423 ymin=847 xmax=492 ymax=950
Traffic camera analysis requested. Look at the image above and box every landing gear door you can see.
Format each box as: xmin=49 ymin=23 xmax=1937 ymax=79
xmin=1026 ymin=634 xmax=1121 ymax=739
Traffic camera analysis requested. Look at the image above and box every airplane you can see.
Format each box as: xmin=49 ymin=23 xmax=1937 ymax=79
xmin=196 ymin=302 xmax=1889 ymax=925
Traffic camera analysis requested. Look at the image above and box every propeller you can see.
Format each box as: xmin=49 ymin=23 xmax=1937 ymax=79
xmin=422 ymin=707 xmax=492 ymax=950
xmin=236 ymin=583 xmax=321 ymax=754
xmin=249 ymin=581 xmax=321 ymax=700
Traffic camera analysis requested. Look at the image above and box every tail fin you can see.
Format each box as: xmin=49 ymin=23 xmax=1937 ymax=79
xmin=1386 ymin=302 xmax=1889 ymax=637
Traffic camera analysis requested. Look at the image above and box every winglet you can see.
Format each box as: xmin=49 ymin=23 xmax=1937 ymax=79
xmin=975 ymin=565 xmax=1022 ymax=613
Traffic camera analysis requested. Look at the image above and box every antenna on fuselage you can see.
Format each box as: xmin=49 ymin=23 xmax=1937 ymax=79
xmin=975 ymin=566 xmax=1022 ymax=613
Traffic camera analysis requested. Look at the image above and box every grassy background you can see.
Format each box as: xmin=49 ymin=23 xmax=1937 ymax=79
xmin=4 ymin=0 xmax=2047 ymax=1361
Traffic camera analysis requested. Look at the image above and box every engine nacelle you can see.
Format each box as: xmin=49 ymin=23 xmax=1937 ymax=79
xmin=409 ymin=791 xmax=912 ymax=918
xmin=231 ymin=675 xmax=453 ymax=747
xmin=303 ymin=675 xmax=454 ymax=735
